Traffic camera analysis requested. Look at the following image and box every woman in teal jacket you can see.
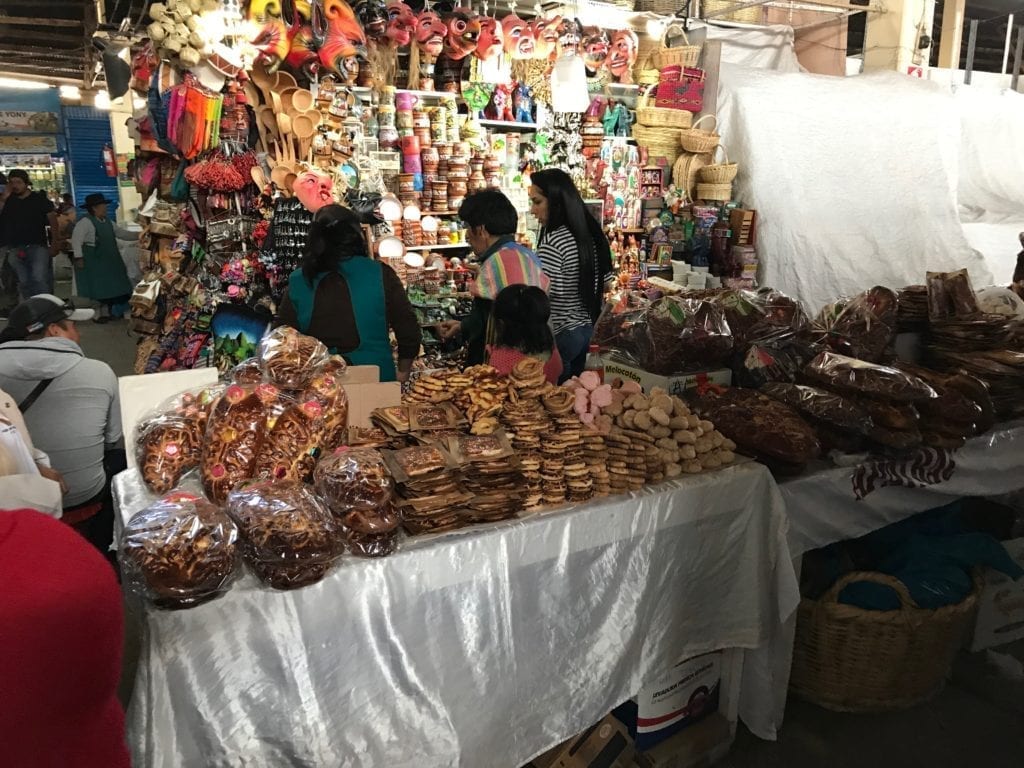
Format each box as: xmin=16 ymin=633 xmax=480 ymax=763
xmin=277 ymin=205 xmax=421 ymax=382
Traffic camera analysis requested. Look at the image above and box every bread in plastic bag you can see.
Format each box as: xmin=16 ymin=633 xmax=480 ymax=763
xmin=120 ymin=492 xmax=240 ymax=609
xmin=303 ymin=369 xmax=349 ymax=450
xmin=808 ymin=286 xmax=897 ymax=363
xmin=927 ymin=269 xmax=979 ymax=319
xmin=804 ymin=351 xmax=938 ymax=403
xmin=258 ymin=326 xmax=329 ymax=390
xmin=254 ymin=395 xmax=326 ymax=483
xmin=711 ymin=289 xmax=808 ymax=346
xmin=641 ymin=296 xmax=734 ymax=374
xmin=314 ymin=447 xmax=400 ymax=557
xmin=136 ymin=416 xmax=203 ymax=494
xmin=201 ymin=384 xmax=268 ymax=504
xmin=227 ymin=480 xmax=345 ymax=589
xmin=760 ymin=382 xmax=873 ymax=435
xmin=231 ymin=357 xmax=265 ymax=385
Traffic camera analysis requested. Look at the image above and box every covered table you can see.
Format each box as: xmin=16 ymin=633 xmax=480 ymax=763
xmin=740 ymin=420 xmax=1024 ymax=739
xmin=115 ymin=462 xmax=799 ymax=768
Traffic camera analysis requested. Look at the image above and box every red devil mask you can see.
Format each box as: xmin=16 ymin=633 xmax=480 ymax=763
xmin=607 ymin=29 xmax=638 ymax=82
xmin=442 ymin=8 xmax=481 ymax=61
xmin=415 ymin=9 xmax=447 ymax=56
xmin=502 ymin=13 xmax=534 ymax=59
xmin=557 ymin=17 xmax=583 ymax=58
xmin=385 ymin=0 xmax=416 ymax=47
xmin=474 ymin=15 xmax=504 ymax=61
xmin=529 ymin=14 xmax=562 ymax=60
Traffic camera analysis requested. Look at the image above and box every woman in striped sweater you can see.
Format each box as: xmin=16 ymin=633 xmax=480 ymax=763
xmin=529 ymin=169 xmax=614 ymax=381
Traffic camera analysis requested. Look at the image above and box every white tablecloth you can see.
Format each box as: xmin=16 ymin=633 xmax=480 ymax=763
xmin=114 ymin=462 xmax=799 ymax=768
xmin=739 ymin=420 xmax=1024 ymax=740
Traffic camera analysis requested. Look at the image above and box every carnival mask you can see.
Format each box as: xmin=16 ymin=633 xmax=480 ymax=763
xmin=352 ymin=0 xmax=388 ymax=40
xmin=582 ymin=27 xmax=609 ymax=73
xmin=474 ymin=15 xmax=504 ymax=61
xmin=251 ymin=17 xmax=291 ymax=71
xmin=442 ymin=8 xmax=481 ymax=61
xmin=502 ymin=13 xmax=534 ymax=59
xmin=557 ymin=17 xmax=583 ymax=58
xmin=313 ymin=0 xmax=368 ymax=83
xmin=384 ymin=0 xmax=416 ymax=47
xmin=607 ymin=29 xmax=638 ymax=82
xmin=285 ymin=21 xmax=319 ymax=78
xmin=529 ymin=14 xmax=562 ymax=60
xmin=415 ymin=10 xmax=447 ymax=56
xmin=295 ymin=170 xmax=336 ymax=213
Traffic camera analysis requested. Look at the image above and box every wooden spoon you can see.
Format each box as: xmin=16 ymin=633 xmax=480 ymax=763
xmin=258 ymin=106 xmax=280 ymax=138
xmin=277 ymin=113 xmax=294 ymax=161
xmin=251 ymin=62 xmax=277 ymax=106
xmin=292 ymin=113 xmax=316 ymax=163
xmin=284 ymin=172 xmax=298 ymax=196
xmin=276 ymin=71 xmax=299 ymax=90
xmin=279 ymin=87 xmax=299 ymax=113
xmin=250 ymin=166 xmax=268 ymax=189
xmin=271 ymin=164 xmax=292 ymax=193
xmin=291 ymin=88 xmax=315 ymax=112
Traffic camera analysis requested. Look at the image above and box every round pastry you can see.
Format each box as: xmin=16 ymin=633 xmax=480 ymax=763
xmin=120 ymin=493 xmax=239 ymax=610
xmin=259 ymin=326 xmax=329 ymax=391
xmin=137 ymin=416 xmax=202 ymax=494
xmin=344 ymin=501 xmax=401 ymax=557
xmin=254 ymin=398 xmax=326 ymax=483
xmin=314 ymin=447 xmax=394 ymax=512
xmin=304 ymin=371 xmax=349 ymax=449
xmin=201 ymin=385 xmax=267 ymax=504
xmin=227 ymin=480 xmax=345 ymax=590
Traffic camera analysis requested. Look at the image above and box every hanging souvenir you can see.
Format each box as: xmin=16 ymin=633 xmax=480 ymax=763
xmin=606 ymin=29 xmax=638 ymax=84
xmin=483 ymin=84 xmax=513 ymax=121
xmin=384 ymin=0 xmax=416 ymax=47
xmin=441 ymin=7 xmax=481 ymax=61
xmin=284 ymin=11 xmax=320 ymax=80
xmin=530 ymin=14 xmax=562 ymax=61
xmin=352 ymin=0 xmax=388 ymax=40
xmin=582 ymin=27 xmax=609 ymax=76
xmin=294 ymin=169 xmax=337 ymax=213
xmin=251 ymin=15 xmax=291 ymax=71
xmin=415 ymin=9 xmax=448 ymax=56
xmin=511 ymin=82 xmax=534 ymax=123
xmin=556 ymin=17 xmax=583 ymax=58
xmin=313 ymin=0 xmax=368 ymax=84
xmin=475 ymin=13 xmax=504 ymax=61
xmin=502 ymin=13 xmax=534 ymax=59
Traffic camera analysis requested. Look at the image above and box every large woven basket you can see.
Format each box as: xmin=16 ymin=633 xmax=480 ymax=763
xmin=698 ymin=145 xmax=738 ymax=184
xmin=637 ymin=91 xmax=694 ymax=129
xmin=654 ymin=34 xmax=702 ymax=69
xmin=679 ymin=114 xmax=720 ymax=154
xmin=695 ymin=181 xmax=732 ymax=201
xmin=673 ymin=152 xmax=711 ymax=199
xmin=702 ymin=0 xmax=763 ymax=24
xmin=790 ymin=571 xmax=982 ymax=713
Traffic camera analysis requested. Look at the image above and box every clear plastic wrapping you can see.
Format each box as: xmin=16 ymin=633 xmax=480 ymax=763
xmin=926 ymin=268 xmax=979 ymax=319
xmin=200 ymin=385 xmax=268 ymax=504
xmin=711 ymin=289 xmax=808 ymax=346
xmin=760 ymin=382 xmax=872 ymax=434
xmin=254 ymin=396 xmax=325 ymax=483
xmin=227 ymin=480 xmax=346 ymax=589
xmin=259 ymin=326 xmax=330 ymax=391
xmin=136 ymin=416 xmax=203 ymax=494
xmin=120 ymin=492 xmax=240 ymax=610
xmin=231 ymin=357 xmax=265 ymax=385
xmin=314 ymin=448 xmax=400 ymax=557
xmin=804 ymin=351 xmax=938 ymax=403
xmin=303 ymin=370 xmax=349 ymax=450
xmin=807 ymin=286 xmax=897 ymax=362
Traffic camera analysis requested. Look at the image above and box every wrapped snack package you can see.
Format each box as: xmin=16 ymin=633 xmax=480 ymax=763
xmin=227 ymin=480 xmax=345 ymax=589
xmin=120 ymin=493 xmax=240 ymax=609
xmin=136 ymin=416 xmax=203 ymax=494
xmin=254 ymin=396 xmax=326 ymax=482
xmin=760 ymin=382 xmax=873 ymax=435
xmin=304 ymin=370 xmax=349 ymax=449
xmin=641 ymin=296 xmax=734 ymax=374
xmin=201 ymin=385 xmax=268 ymax=504
xmin=808 ymin=286 xmax=897 ymax=362
xmin=314 ymin=447 xmax=400 ymax=556
xmin=712 ymin=289 xmax=808 ymax=346
xmin=592 ymin=294 xmax=649 ymax=360
xmin=259 ymin=326 xmax=329 ymax=391
xmin=231 ymin=357 xmax=265 ymax=385
xmin=804 ymin=351 xmax=938 ymax=402
xmin=927 ymin=269 xmax=979 ymax=319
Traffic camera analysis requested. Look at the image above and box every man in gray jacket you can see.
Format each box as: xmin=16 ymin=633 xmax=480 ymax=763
xmin=0 ymin=294 xmax=124 ymax=556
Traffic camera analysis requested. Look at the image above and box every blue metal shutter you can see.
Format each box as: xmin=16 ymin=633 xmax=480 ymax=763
xmin=62 ymin=105 xmax=119 ymax=218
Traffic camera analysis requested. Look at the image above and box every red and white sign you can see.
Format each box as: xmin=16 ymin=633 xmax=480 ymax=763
xmin=907 ymin=65 xmax=925 ymax=78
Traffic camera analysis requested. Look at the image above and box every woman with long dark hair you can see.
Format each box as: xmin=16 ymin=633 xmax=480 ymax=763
xmin=486 ymin=284 xmax=562 ymax=384
xmin=277 ymin=204 xmax=421 ymax=382
xmin=529 ymin=168 xmax=613 ymax=381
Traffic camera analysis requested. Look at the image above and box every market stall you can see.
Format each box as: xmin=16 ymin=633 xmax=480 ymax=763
xmin=115 ymin=460 xmax=798 ymax=767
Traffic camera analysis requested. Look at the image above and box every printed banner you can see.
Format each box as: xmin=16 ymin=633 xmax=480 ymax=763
xmin=0 ymin=109 xmax=60 ymax=134
xmin=0 ymin=135 xmax=58 ymax=153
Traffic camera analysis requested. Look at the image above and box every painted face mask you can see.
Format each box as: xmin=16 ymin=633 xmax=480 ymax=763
xmin=607 ymin=29 xmax=638 ymax=82
xmin=502 ymin=14 xmax=534 ymax=59
xmin=285 ymin=20 xmax=319 ymax=79
xmin=313 ymin=0 xmax=368 ymax=84
xmin=529 ymin=14 xmax=562 ymax=60
xmin=442 ymin=8 xmax=481 ymax=61
xmin=295 ymin=170 xmax=336 ymax=212
xmin=556 ymin=17 xmax=583 ymax=58
xmin=415 ymin=10 xmax=447 ymax=56
xmin=352 ymin=0 xmax=388 ymax=40
xmin=474 ymin=15 xmax=504 ymax=61
xmin=582 ymin=27 xmax=609 ymax=73
xmin=384 ymin=0 xmax=416 ymax=47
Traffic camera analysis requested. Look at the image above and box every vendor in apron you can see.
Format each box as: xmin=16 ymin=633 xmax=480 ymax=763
xmin=70 ymin=194 xmax=135 ymax=323
xmin=276 ymin=205 xmax=421 ymax=382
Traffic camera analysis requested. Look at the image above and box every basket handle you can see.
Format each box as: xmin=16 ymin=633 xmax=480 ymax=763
xmin=712 ymin=143 xmax=729 ymax=164
xmin=823 ymin=571 xmax=919 ymax=609
xmin=663 ymin=21 xmax=690 ymax=48
xmin=690 ymin=114 xmax=718 ymax=133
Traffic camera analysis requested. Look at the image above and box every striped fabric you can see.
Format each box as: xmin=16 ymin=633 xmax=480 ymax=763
xmin=471 ymin=241 xmax=550 ymax=300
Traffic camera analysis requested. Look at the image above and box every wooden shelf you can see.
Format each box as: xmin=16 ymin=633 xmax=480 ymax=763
xmin=404 ymin=243 xmax=472 ymax=251
xmin=478 ymin=119 xmax=538 ymax=131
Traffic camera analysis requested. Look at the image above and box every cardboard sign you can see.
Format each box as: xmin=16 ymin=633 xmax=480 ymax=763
xmin=970 ymin=538 xmax=1024 ymax=651
xmin=634 ymin=652 xmax=721 ymax=750
xmin=600 ymin=355 xmax=732 ymax=397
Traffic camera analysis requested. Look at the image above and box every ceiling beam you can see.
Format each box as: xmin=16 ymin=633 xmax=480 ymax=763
xmin=0 ymin=44 xmax=84 ymax=55
xmin=0 ymin=16 xmax=82 ymax=27
xmin=0 ymin=69 xmax=86 ymax=85
xmin=0 ymin=61 xmax=84 ymax=73
xmin=0 ymin=30 xmax=82 ymax=43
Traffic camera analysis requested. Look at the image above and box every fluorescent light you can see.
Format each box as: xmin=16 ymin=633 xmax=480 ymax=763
xmin=0 ymin=77 xmax=51 ymax=90
xmin=133 ymin=96 xmax=146 ymax=110
xmin=60 ymin=85 xmax=81 ymax=100
xmin=94 ymin=90 xmax=111 ymax=110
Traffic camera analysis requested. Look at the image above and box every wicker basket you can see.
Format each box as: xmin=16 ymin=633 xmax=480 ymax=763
xmin=637 ymin=93 xmax=694 ymax=128
xmin=695 ymin=182 xmax=732 ymax=201
xmin=702 ymin=0 xmax=763 ymax=24
xmin=673 ymin=152 xmax=711 ymax=199
xmin=653 ymin=30 xmax=702 ymax=69
xmin=698 ymin=145 xmax=738 ymax=184
xmin=790 ymin=571 xmax=982 ymax=713
xmin=636 ymin=0 xmax=682 ymax=11
xmin=679 ymin=114 xmax=720 ymax=154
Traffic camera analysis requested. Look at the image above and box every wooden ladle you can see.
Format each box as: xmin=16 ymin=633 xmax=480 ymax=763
xmin=276 ymin=113 xmax=294 ymax=162
xmin=291 ymin=88 xmax=315 ymax=113
xmin=250 ymin=62 xmax=277 ymax=107
xmin=292 ymin=113 xmax=316 ymax=163
xmin=271 ymin=164 xmax=292 ymax=194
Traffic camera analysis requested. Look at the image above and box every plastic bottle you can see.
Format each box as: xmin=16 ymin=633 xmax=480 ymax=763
xmin=584 ymin=344 xmax=604 ymax=382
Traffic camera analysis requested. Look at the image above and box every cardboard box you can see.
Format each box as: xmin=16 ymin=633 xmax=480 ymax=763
xmin=633 ymin=713 xmax=732 ymax=768
xmin=525 ymin=714 xmax=634 ymax=768
xmin=970 ymin=538 xmax=1024 ymax=651
xmin=600 ymin=356 xmax=732 ymax=397
xmin=632 ymin=652 xmax=722 ymax=751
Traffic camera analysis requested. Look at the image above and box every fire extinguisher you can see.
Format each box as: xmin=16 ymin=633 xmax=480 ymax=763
xmin=103 ymin=144 xmax=117 ymax=178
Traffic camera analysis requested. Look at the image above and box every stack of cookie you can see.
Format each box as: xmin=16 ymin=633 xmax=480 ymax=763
xmin=507 ymin=358 xmax=554 ymax=401
xmin=538 ymin=437 xmax=568 ymax=505
xmin=539 ymin=388 xmax=591 ymax=502
xmin=603 ymin=431 xmax=635 ymax=494
xmin=404 ymin=372 xmax=452 ymax=404
xmin=501 ymin=400 xmax=549 ymax=509
xmin=449 ymin=433 xmax=527 ymax=523
xmin=383 ymin=445 xmax=471 ymax=535
xmin=582 ymin=431 xmax=611 ymax=497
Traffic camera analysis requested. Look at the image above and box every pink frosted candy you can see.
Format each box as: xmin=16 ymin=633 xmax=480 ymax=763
xmin=579 ymin=370 xmax=601 ymax=391
xmin=580 ymin=411 xmax=596 ymax=424
xmin=588 ymin=400 xmax=602 ymax=416
xmin=620 ymin=380 xmax=642 ymax=395
xmin=574 ymin=388 xmax=590 ymax=404
xmin=590 ymin=385 xmax=613 ymax=408
xmin=611 ymin=389 xmax=627 ymax=404
xmin=574 ymin=401 xmax=589 ymax=417
xmin=563 ymin=378 xmax=581 ymax=390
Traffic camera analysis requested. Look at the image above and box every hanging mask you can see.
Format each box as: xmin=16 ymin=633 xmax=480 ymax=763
xmin=313 ymin=0 xmax=368 ymax=84
xmin=474 ymin=15 xmax=504 ymax=61
xmin=556 ymin=17 xmax=583 ymax=58
xmin=415 ymin=10 xmax=447 ymax=56
xmin=384 ymin=0 xmax=416 ymax=47
xmin=606 ymin=29 xmax=638 ymax=83
xmin=285 ymin=22 xmax=320 ymax=79
xmin=582 ymin=27 xmax=609 ymax=73
xmin=352 ymin=0 xmax=388 ymax=40
xmin=442 ymin=8 xmax=481 ymax=61
xmin=295 ymin=170 xmax=336 ymax=213
xmin=501 ymin=13 xmax=534 ymax=59
xmin=529 ymin=14 xmax=562 ymax=60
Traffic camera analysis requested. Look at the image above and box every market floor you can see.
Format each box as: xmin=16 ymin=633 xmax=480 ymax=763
xmin=70 ymin=320 xmax=1024 ymax=768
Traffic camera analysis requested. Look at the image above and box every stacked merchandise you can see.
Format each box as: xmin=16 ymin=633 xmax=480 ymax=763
xmin=541 ymin=388 xmax=593 ymax=503
xmin=502 ymin=359 xmax=558 ymax=506
xmin=383 ymin=444 xmax=472 ymax=534
xmin=448 ymin=432 xmax=527 ymax=522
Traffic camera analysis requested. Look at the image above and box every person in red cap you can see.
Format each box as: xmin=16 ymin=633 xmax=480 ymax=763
xmin=0 ymin=508 xmax=131 ymax=768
